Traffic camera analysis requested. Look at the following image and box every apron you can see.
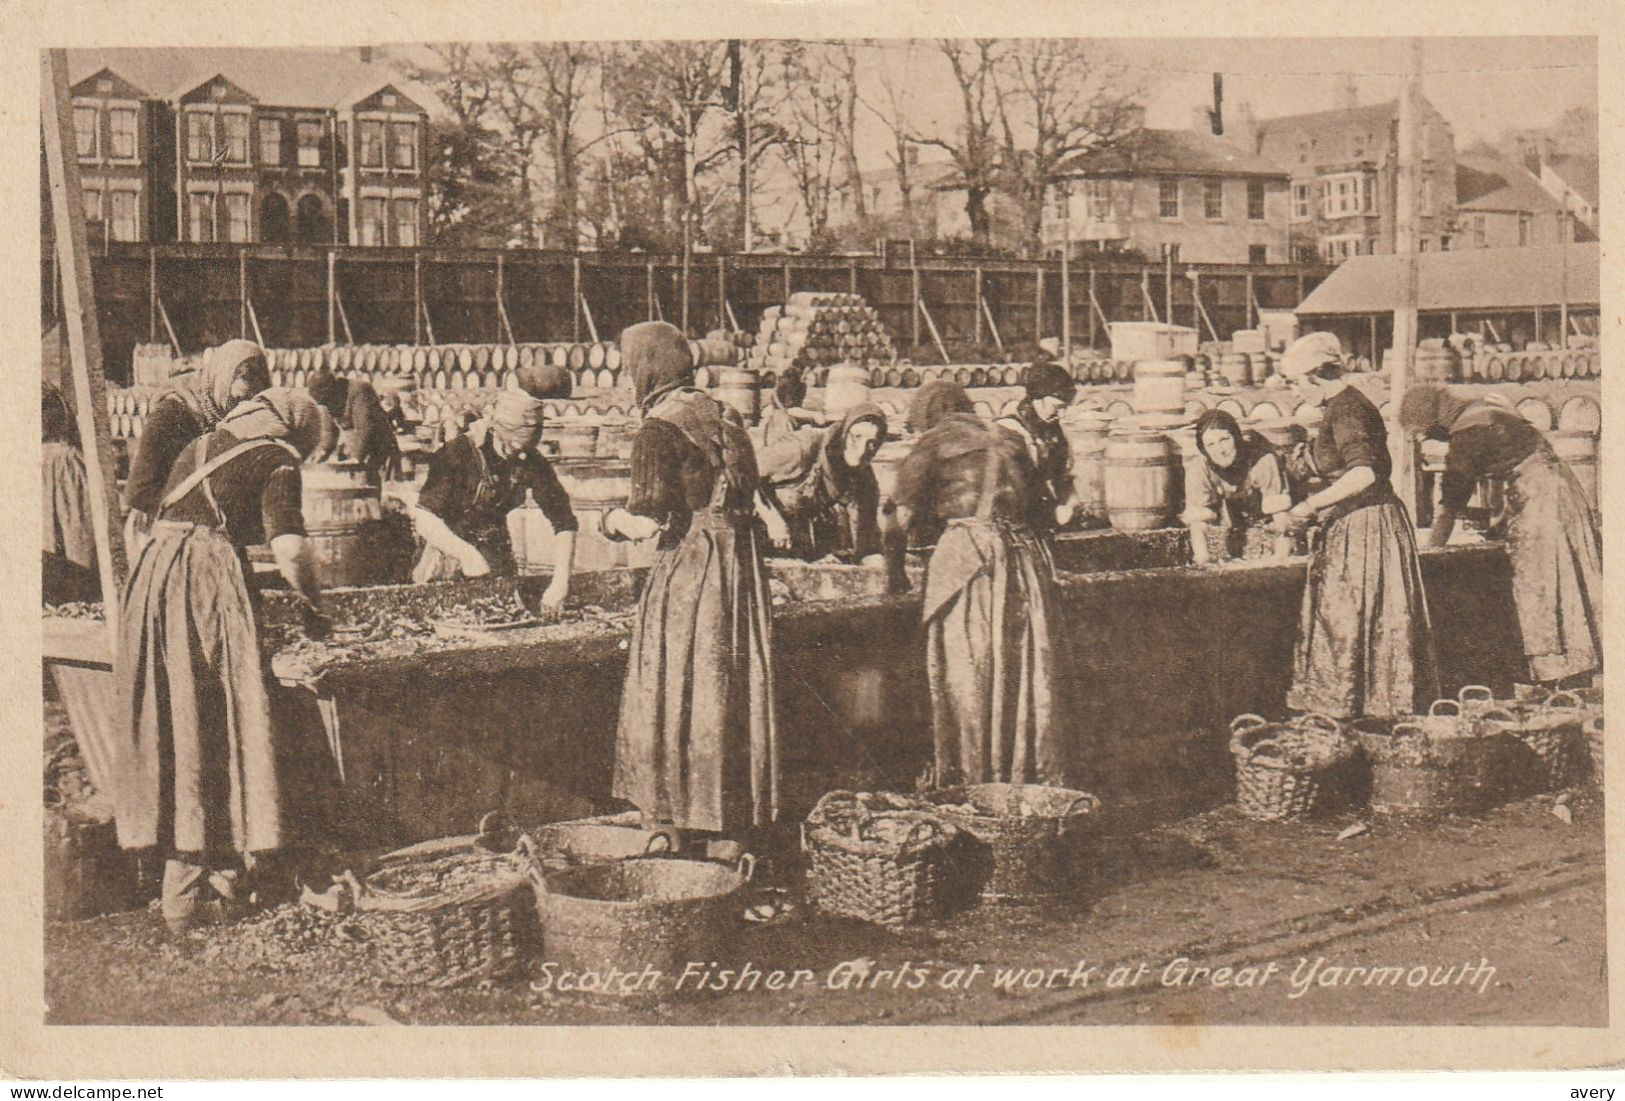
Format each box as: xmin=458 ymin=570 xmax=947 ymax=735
xmin=412 ymin=432 xmax=516 ymax=582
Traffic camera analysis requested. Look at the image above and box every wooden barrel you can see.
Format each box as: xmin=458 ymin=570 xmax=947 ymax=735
xmin=566 ymin=344 xmax=588 ymax=371
xmin=1104 ymin=429 xmax=1178 ymax=532
xmin=605 ymin=345 xmax=623 ymax=371
xmin=1060 ymin=410 xmax=1114 ymax=522
xmin=713 ymin=368 xmax=761 ymax=425
xmin=1217 ymin=352 xmax=1252 ymax=388
xmin=1548 ymin=431 xmax=1599 ymax=512
xmin=549 ymin=422 xmax=600 ymax=460
xmin=1132 ymin=359 xmax=1186 ymax=417
xmin=546 ymin=345 xmax=567 ymax=368
xmin=1584 ymin=350 xmax=1599 ymax=377
xmin=1505 ymin=353 xmax=1529 ymax=383
xmin=301 ymin=462 xmax=385 ymax=589
xmin=824 ymin=364 xmax=872 ymax=417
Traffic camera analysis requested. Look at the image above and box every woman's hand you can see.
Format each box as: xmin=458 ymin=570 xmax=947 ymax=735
xmin=540 ymin=575 xmax=570 ymax=612
xmin=762 ymin=509 xmax=792 ymax=551
xmin=459 ymin=548 xmax=492 ymax=578
xmin=1054 ymin=501 xmax=1076 ymax=529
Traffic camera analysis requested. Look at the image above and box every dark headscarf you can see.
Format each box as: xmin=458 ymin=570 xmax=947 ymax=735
xmin=906 ymin=380 xmax=974 ymax=435
xmin=43 ymin=383 xmax=73 ymax=445
xmin=773 ymin=365 xmax=807 ymax=410
xmin=306 ymin=369 xmax=348 ymax=420
xmin=621 ymin=321 xmax=694 ymax=407
xmin=1398 ymin=385 xmax=1479 ymax=441
xmin=1194 ymin=408 xmax=1269 ymax=489
xmin=170 ymin=339 xmax=270 ymax=430
xmin=514 ymin=363 xmax=573 ymax=400
xmin=220 ymin=387 xmax=331 ymax=459
xmin=824 ymin=402 xmax=889 ymax=480
xmin=1022 ymin=361 xmax=1077 ymax=404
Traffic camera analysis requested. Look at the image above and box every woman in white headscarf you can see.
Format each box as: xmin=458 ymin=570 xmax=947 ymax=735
xmin=113 ymin=388 xmax=332 ymax=933
xmin=410 ymin=387 xmax=577 ymax=606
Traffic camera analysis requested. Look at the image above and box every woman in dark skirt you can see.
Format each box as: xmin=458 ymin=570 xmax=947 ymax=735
xmin=1401 ymin=385 xmax=1601 ymax=685
xmin=890 ymin=405 xmax=1075 ymax=788
xmin=1277 ymin=333 xmax=1439 ymax=719
xmin=600 ymin=322 xmax=788 ymax=838
xmin=113 ymin=388 xmax=330 ymax=932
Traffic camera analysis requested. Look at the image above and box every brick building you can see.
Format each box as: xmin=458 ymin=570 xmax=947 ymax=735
xmin=1050 ymin=128 xmax=1292 ymax=265
xmin=62 ymin=48 xmax=428 ymax=248
xmin=1243 ymin=97 xmax=1458 ymax=262
xmin=1453 ymin=151 xmax=1572 ymax=250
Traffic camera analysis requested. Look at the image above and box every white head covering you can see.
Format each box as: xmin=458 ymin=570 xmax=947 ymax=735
xmin=1278 ymin=332 xmax=1344 ymax=380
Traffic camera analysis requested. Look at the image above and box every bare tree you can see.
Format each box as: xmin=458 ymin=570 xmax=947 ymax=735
xmin=526 ymin=43 xmax=601 ymax=249
xmin=777 ymin=42 xmax=848 ymax=243
xmin=994 ymin=40 xmax=1145 ymax=255
xmin=857 ymin=39 xmax=928 ymax=239
xmin=911 ymin=39 xmax=1006 ymax=243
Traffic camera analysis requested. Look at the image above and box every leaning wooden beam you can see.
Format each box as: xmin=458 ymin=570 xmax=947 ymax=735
xmin=917 ymin=297 xmax=950 ymax=366
xmin=41 ymin=49 xmax=126 ymax=617
xmin=579 ymin=294 xmax=600 ymax=345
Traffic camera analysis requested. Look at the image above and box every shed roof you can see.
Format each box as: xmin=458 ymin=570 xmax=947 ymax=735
xmin=1296 ymin=243 xmax=1599 ymax=315
xmin=1455 ymin=154 xmax=1565 ymax=215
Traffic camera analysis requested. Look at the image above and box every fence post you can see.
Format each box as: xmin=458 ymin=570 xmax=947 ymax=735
xmin=717 ymin=254 xmax=727 ymax=332
xmin=782 ymin=259 xmax=792 ymax=303
xmin=848 ymin=259 xmax=858 ymax=295
xmin=413 ymin=251 xmax=423 ymax=346
xmin=973 ymin=266 xmax=983 ymax=346
xmin=148 ymin=246 xmax=158 ymax=343
xmin=646 ymin=260 xmax=656 ymax=321
xmin=326 ymin=249 xmax=336 ymax=344
xmin=1087 ymin=266 xmax=1097 ymax=351
xmin=573 ymin=254 xmax=583 ymax=342
xmin=238 ymin=249 xmax=249 ymax=340
xmin=909 ymin=259 xmax=921 ymax=349
xmin=1245 ymin=271 xmax=1256 ymax=330
xmin=1033 ymin=266 xmax=1043 ymax=344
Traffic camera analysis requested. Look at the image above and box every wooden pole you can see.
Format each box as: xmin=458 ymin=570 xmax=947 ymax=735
xmin=496 ymin=253 xmax=516 ymax=345
xmin=717 ymin=255 xmax=728 ymax=332
xmin=973 ymin=266 xmax=983 ymax=346
xmin=1390 ymin=38 xmax=1425 ymax=517
xmin=909 ymin=255 xmax=921 ymax=349
xmin=1060 ymin=184 xmax=1072 ymax=364
xmin=1033 ymin=266 xmax=1043 ymax=343
xmin=326 ymin=248 xmax=336 ymax=344
xmin=1560 ymin=213 xmax=1571 ymax=348
xmin=1245 ymin=271 xmax=1256 ymax=329
xmin=42 ymin=49 xmax=125 ymax=610
xmin=646 ymin=260 xmax=656 ymax=321
xmin=157 ymin=297 xmax=182 ymax=357
xmin=413 ymin=252 xmax=423 ymax=346
xmin=238 ymin=249 xmax=249 ymax=339
xmin=1087 ymin=267 xmax=1098 ymax=351
xmin=918 ymin=297 xmax=950 ymax=365
xmin=572 ymin=254 xmax=583 ymax=342
xmin=148 ymin=247 xmax=158 ymax=342
xmin=848 ymin=259 xmax=858 ymax=295
xmin=783 ymin=259 xmax=792 ymax=302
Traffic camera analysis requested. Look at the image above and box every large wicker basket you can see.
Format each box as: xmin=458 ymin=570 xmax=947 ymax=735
xmin=1355 ymin=718 xmax=1500 ymax=816
xmin=1229 ymin=713 xmax=1353 ymax=822
xmin=1586 ymin=714 xmax=1604 ymax=786
xmin=801 ymin=790 xmax=959 ymax=928
xmin=346 ymin=823 xmax=536 ymax=988
xmin=1479 ymin=691 xmax=1589 ymax=791
xmin=923 ymin=783 xmax=1100 ymax=900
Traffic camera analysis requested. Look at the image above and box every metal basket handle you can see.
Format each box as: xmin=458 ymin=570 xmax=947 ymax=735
xmin=643 ymin=828 xmax=681 ymax=855
xmin=736 ymin=853 xmax=757 ymax=882
xmin=1584 ymin=715 xmax=1604 ymax=736
xmin=1229 ymin=713 xmax=1269 ymax=736
xmin=1428 ymin=698 xmax=1462 ymax=718
xmin=1058 ymin=793 xmax=1102 ymax=837
xmin=1390 ymin=721 xmax=1431 ymax=759
xmin=1237 ymin=737 xmax=1284 ymax=765
xmin=1457 ymin=685 xmax=1495 ymax=708
xmin=1477 ymin=706 xmax=1522 ymax=727
xmin=1545 ymin=690 xmax=1586 ymax=712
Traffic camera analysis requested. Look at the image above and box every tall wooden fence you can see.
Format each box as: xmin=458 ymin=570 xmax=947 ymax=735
xmin=51 ymin=243 xmax=1332 ymax=383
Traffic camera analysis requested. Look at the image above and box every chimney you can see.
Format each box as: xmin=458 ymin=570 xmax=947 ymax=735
xmin=358 ymin=46 xmax=373 ymax=64
xmin=1232 ymin=101 xmax=1259 ymax=153
xmin=1338 ymin=74 xmax=1358 ymax=111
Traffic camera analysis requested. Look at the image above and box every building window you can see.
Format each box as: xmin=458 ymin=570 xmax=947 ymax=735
xmin=297 ymin=120 xmax=323 ymax=167
xmin=221 ymin=113 xmax=249 ymax=163
xmin=1158 ymin=178 xmax=1180 ymax=219
xmin=1321 ymin=234 xmax=1364 ymax=262
xmin=393 ymin=197 xmax=418 ymax=246
xmin=1161 ymin=243 xmax=1180 ymax=263
xmin=1419 ymin=237 xmax=1431 ymax=252
xmin=1322 ymin=173 xmax=1367 ymax=218
xmin=1203 ymin=178 xmax=1223 ymax=220
xmin=359 ymin=121 xmax=385 ymax=169
xmin=1362 ymin=174 xmax=1374 ymax=214
xmin=1292 ymin=182 xmax=1312 ymax=221
xmin=1518 ymin=212 xmax=1531 ymax=246
xmin=1086 ymin=180 xmax=1111 ymax=221
xmin=259 ymin=119 xmax=282 ymax=166
xmin=1249 ymin=244 xmax=1268 ymax=264
xmin=109 ymin=108 xmax=137 ymax=160
xmin=225 ymin=192 xmax=251 ymax=242
xmin=1439 ymin=235 xmax=1451 ymax=252
xmin=1473 ymin=214 xmax=1486 ymax=246
xmin=188 ymin=192 xmax=216 ymax=242
xmin=81 ymin=188 xmax=101 ymax=224
xmin=1247 ymin=179 xmax=1266 ymax=221
xmin=109 ymin=190 xmax=139 ymax=241
xmin=74 ymin=106 xmax=98 ymax=158
xmin=359 ymin=196 xmax=387 ymax=245
xmin=186 ymin=112 xmax=213 ymax=162
xmin=391 ymin=122 xmax=417 ymax=170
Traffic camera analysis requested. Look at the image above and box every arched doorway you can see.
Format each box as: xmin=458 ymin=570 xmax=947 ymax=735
xmin=296 ymin=193 xmax=330 ymax=244
xmin=260 ymin=193 xmax=291 ymax=243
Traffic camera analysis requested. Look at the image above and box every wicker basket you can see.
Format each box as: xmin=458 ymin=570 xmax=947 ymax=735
xmin=529 ymin=852 xmax=753 ymax=999
xmin=1479 ymin=692 xmax=1589 ymax=791
xmin=1586 ymin=714 xmax=1604 ymax=786
xmin=801 ymin=790 xmax=959 ymax=927
xmin=526 ymin=811 xmax=679 ymax=872
xmin=346 ymin=820 xmax=536 ymax=988
xmin=1356 ymin=719 xmax=1500 ymax=816
xmin=1229 ymin=713 xmax=1354 ymax=822
xmin=923 ymin=783 xmax=1101 ymax=900
xmin=1456 ymin=685 xmax=1498 ymax=716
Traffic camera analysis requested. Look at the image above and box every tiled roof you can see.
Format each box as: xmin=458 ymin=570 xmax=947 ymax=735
xmin=1544 ymin=155 xmax=1598 ymax=208
xmin=1455 ymin=154 xmax=1565 ymax=214
xmin=67 ymin=48 xmax=420 ymax=112
xmin=1058 ymin=128 xmax=1288 ymax=179
xmin=1297 ymin=243 xmax=1599 ymax=315
xmin=1254 ymin=101 xmax=1399 ymax=144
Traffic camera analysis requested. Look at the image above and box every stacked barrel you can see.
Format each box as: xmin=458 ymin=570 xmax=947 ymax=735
xmin=263 ymin=342 xmax=632 ymax=394
xmin=748 ymin=292 xmax=895 ymax=376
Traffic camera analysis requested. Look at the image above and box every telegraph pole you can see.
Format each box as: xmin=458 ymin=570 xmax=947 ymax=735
xmin=730 ymin=40 xmax=753 ymax=253
xmin=1391 ymin=39 xmax=1425 ymax=517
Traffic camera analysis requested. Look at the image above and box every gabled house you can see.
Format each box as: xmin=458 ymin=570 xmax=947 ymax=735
xmin=1454 ymin=151 xmax=1572 ymax=250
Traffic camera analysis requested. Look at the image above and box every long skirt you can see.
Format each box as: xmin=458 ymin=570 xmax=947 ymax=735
xmin=612 ymin=513 xmax=778 ymax=832
xmin=1506 ymin=449 xmax=1603 ymax=682
xmin=113 ymin=522 xmax=284 ymax=857
xmin=1287 ymin=498 xmax=1439 ymax=719
xmin=924 ymin=519 xmax=1072 ymax=787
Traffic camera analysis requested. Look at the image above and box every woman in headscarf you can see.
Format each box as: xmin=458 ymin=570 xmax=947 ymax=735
xmin=889 ymin=401 xmax=1076 ymax=788
xmin=43 ymin=383 xmax=99 ymax=604
xmin=905 ymin=378 xmax=974 ymax=437
xmin=410 ymin=386 xmax=577 ymax=607
xmin=993 ymin=362 xmax=1079 ymax=538
xmin=113 ymin=388 xmax=331 ymax=933
xmin=599 ymin=321 xmax=785 ymax=840
xmin=1276 ymin=333 xmax=1438 ymax=719
xmin=124 ymin=340 xmax=270 ymax=551
xmin=1183 ymin=409 xmax=1297 ymax=566
xmin=757 ymin=403 xmax=887 ymax=563
xmin=1401 ymin=385 xmax=1601 ymax=685
xmin=306 ymin=368 xmax=398 ymax=480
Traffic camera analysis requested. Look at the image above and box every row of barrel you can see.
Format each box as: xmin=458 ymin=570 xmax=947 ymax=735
xmin=1413 ymin=346 xmax=1601 ymax=384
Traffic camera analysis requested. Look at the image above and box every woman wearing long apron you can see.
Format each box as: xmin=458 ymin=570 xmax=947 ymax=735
xmin=600 ymin=322 xmax=788 ymax=838
xmin=123 ymin=340 xmax=271 ymax=551
xmin=42 ymin=383 xmax=98 ymax=604
xmin=1400 ymin=385 xmax=1602 ymax=685
xmin=1277 ymin=333 xmax=1439 ymax=719
xmin=890 ymin=407 xmax=1075 ymax=787
xmin=113 ymin=388 xmax=330 ymax=932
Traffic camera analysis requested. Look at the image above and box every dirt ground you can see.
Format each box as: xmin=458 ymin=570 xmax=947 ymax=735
xmin=45 ymin=781 xmax=1605 ymax=1028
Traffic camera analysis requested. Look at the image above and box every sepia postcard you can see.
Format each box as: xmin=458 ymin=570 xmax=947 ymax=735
xmin=2 ymin=0 xmax=1620 ymax=1080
